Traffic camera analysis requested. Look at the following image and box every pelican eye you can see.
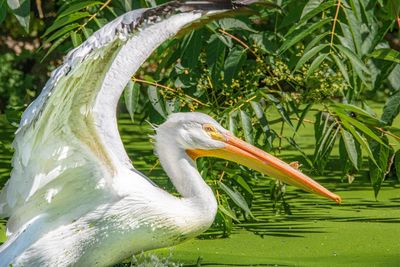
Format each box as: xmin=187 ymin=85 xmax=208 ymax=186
xmin=203 ymin=124 xmax=226 ymax=141
xmin=203 ymin=124 xmax=216 ymax=132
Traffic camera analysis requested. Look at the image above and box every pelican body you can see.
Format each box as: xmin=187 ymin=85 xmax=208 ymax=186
xmin=0 ymin=1 xmax=341 ymax=266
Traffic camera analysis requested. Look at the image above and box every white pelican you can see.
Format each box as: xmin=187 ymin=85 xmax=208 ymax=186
xmin=0 ymin=0 xmax=341 ymax=266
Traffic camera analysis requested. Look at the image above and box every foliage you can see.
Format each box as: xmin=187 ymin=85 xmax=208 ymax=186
xmin=1 ymin=0 xmax=400 ymax=236
xmin=0 ymin=53 xmax=27 ymax=109
xmin=1 ymin=0 xmax=31 ymax=31
xmin=0 ymin=50 xmax=50 ymax=125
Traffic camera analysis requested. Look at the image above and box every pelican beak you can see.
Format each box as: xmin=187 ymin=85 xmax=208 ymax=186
xmin=187 ymin=132 xmax=341 ymax=204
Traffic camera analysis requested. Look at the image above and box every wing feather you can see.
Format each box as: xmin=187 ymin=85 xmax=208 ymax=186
xmin=0 ymin=9 xmax=147 ymax=220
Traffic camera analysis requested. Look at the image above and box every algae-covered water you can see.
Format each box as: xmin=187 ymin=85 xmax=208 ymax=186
xmin=0 ymin=103 xmax=399 ymax=266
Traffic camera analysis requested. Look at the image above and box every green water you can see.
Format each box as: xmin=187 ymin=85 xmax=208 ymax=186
xmin=0 ymin=104 xmax=399 ymax=266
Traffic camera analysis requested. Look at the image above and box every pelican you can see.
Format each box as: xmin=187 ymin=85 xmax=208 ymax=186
xmin=0 ymin=0 xmax=341 ymax=266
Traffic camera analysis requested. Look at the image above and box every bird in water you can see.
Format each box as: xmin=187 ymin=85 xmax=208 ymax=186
xmin=0 ymin=0 xmax=341 ymax=266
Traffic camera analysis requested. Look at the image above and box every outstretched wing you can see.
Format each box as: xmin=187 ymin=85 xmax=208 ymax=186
xmin=0 ymin=0 xmax=235 ymax=235
xmin=0 ymin=10 xmax=147 ymax=232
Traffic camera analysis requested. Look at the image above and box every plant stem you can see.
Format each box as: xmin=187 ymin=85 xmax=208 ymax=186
xmin=330 ymin=0 xmax=341 ymax=50
xmin=35 ymin=0 xmax=44 ymax=18
xmin=132 ymin=77 xmax=209 ymax=107
xmin=75 ymin=0 xmax=113 ymax=33
xmin=218 ymin=29 xmax=260 ymax=60
xmin=375 ymin=127 xmax=400 ymax=142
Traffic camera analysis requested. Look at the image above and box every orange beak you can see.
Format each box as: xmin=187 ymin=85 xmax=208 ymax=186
xmin=187 ymin=133 xmax=341 ymax=204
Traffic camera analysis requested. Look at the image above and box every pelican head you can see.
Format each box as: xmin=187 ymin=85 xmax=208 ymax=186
xmin=156 ymin=112 xmax=341 ymax=203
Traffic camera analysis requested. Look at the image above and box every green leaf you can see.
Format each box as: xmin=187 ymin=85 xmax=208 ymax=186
xmin=147 ymin=85 xmax=167 ymax=118
xmin=44 ymin=23 xmax=79 ymax=44
xmin=395 ymin=150 xmax=400 ymax=182
xmin=280 ymin=19 xmax=330 ymax=54
xmin=340 ymin=128 xmax=358 ymax=170
xmin=339 ymin=134 xmax=360 ymax=180
xmin=0 ymin=0 xmax=7 ymax=24
xmin=286 ymin=1 xmax=334 ymax=37
xmin=370 ymin=48 xmax=400 ymax=64
xmin=250 ymin=101 xmax=273 ymax=147
xmin=389 ymin=64 xmax=400 ymax=91
xmin=5 ymin=106 xmax=23 ymax=126
xmin=43 ymin=12 xmax=90 ymax=37
xmin=342 ymin=0 xmax=362 ymax=55
xmin=300 ymin=1 xmax=335 ymax=24
xmin=217 ymin=195 xmax=233 ymax=236
xmin=303 ymin=32 xmax=330 ymax=54
xmin=43 ymin=32 xmax=72 ymax=59
xmin=384 ymin=126 xmax=400 ymax=143
xmin=335 ymin=43 xmax=370 ymax=85
xmin=208 ymin=24 xmax=233 ymax=48
xmin=294 ymin=44 xmax=329 ymax=72
xmin=121 ymin=0 xmax=132 ymax=11
xmin=181 ymin=30 xmax=203 ymax=68
xmin=332 ymin=103 xmax=384 ymax=126
xmin=93 ymin=17 xmax=107 ymax=28
xmin=164 ymin=99 xmax=179 ymax=115
xmin=314 ymin=112 xmax=323 ymax=143
xmin=340 ymin=118 xmax=378 ymax=167
xmin=249 ymin=31 xmax=279 ymax=54
xmin=337 ymin=22 xmax=355 ymax=51
xmin=332 ymin=103 xmax=374 ymax=119
xmin=219 ymin=181 xmax=254 ymax=218
xmin=335 ymin=109 xmax=386 ymax=146
xmin=301 ymin=0 xmax=323 ymax=19
xmin=7 ymin=0 xmax=30 ymax=31
xmin=335 ymin=44 xmax=370 ymax=74
xmin=218 ymin=205 xmax=240 ymax=223
xmin=207 ymin=35 xmax=225 ymax=85
xmin=224 ymin=47 xmax=246 ymax=84
xmin=381 ymin=90 xmax=400 ymax=126
xmin=124 ymin=80 xmax=140 ymax=122
xmin=250 ymin=101 xmax=265 ymax=129
xmin=265 ymin=94 xmax=295 ymax=131
xmin=82 ymin=27 xmax=94 ymax=39
xmin=233 ymin=175 xmax=253 ymax=196
xmin=295 ymin=103 xmax=312 ymax=133
xmin=105 ymin=5 xmax=117 ymax=17
xmin=322 ymin=126 xmax=339 ymax=159
xmin=316 ymin=116 xmax=335 ymax=152
xmin=71 ymin=31 xmax=82 ymax=47
xmin=239 ymin=110 xmax=253 ymax=144
xmin=228 ymin=111 xmax=237 ymax=135
xmin=306 ymin=53 xmax=327 ymax=78
xmin=218 ymin=18 xmax=257 ymax=33
xmin=58 ymin=1 xmax=103 ymax=19
xmin=369 ymin=137 xmax=392 ymax=198
xmin=331 ymin=54 xmax=350 ymax=84
xmin=363 ymin=20 xmax=393 ymax=55
xmin=314 ymin=120 xmax=338 ymax=167
xmin=371 ymin=60 xmax=397 ymax=92
xmin=0 ymin=220 xmax=6 ymax=243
